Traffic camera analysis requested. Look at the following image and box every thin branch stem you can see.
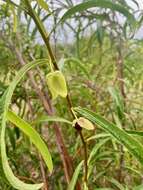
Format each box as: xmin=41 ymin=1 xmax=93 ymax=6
xmin=78 ymin=130 xmax=88 ymax=183
xmin=23 ymin=0 xmax=87 ymax=188
xmin=38 ymin=154 xmax=49 ymax=190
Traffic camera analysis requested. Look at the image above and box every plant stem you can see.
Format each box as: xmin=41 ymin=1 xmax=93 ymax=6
xmin=78 ymin=130 xmax=88 ymax=183
xmin=24 ymin=1 xmax=87 ymax=188
xmin=116 ymin=39 xmax=126 ymax=183
xmin=14 ymin=44 xmax=74 ymax=186
xmin=39 ymin=150 xmax=49 ymax=190
xmin=24 ymin=0 xmax=58 ymax=70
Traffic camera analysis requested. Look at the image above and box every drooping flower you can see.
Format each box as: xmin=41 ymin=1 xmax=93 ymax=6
xmin=46 ymin=71 xmax=67 ymax=99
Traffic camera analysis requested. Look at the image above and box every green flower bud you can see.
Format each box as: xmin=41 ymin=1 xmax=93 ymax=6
xmin=46 ymin=71 xmax=68 ymax=99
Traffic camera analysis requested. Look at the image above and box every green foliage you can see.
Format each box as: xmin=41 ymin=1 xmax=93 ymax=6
xmin=0 ymin=0 xmax=143 ymax=189
xmin=0 ymin=59 xmax=49 ymax=190
xmin=74 ymin=107 xmax=143 ymax=165
xmin=36 ymin=0 xmax=49 ymax=11
xmin=67 ymin=161 xmax=83 ymax=190
xmin=7 ymin=110 xmax=53 ymax=172
xmin=108 ymin=87 xmax=124 ymax=120
xmin=61 ymin=0 xmax=135 ymax=24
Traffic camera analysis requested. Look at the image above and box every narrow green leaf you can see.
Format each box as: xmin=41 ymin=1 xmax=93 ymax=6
xmin=0 ymin=59 xmax=48 ymax=190
xmin=94 ymin=188 xmax=113 ymax=190
xmin=61 ymin=0 xmax=135 ymax=25
xmin=36 ymin=0 xmax=49 ymax=11
xmin=67 ymin=161 xmax=83 ymax=190
xmin=108 ymin=87 xmax=124 ymax=120
xmin=7 ymin=110 xmax=53 ymax=172
xmin=96 ymin=21 xmax=104 ymax=45
xmin=126 ymin=130 xmax=143 ymax=136
xmin=74 ymin=107 xmax=143 ymax=165
xmin=86 ymin=133 xmax=111 ymax=142
xmin=125 ymin=166 xmax=142 ymax=177
xmin=133 ymin=184 xmax=143 ymax=190
xmin=10 ymin=5 xmax=17 ymax=33
xmin=7 ymin=127 xmax=16 ymax=150
xmin=32 ymin=115 xmax=72 ymax=125
xmin=88 ymin=138 xmax=110 ymax=164
xmin=106 ymin=177 xmax=125 ymax=190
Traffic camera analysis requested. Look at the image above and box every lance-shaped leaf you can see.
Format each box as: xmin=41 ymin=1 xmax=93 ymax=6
xmin=7 ymin=110 xmax=53 ymax=173
xmin=61 ymin=0 xmax=136 ymax=25
xmin=74 ymin=107 xmax=143 ymax=165
xmin=0 ymin=59 xmax=51 ymax=190
xmin=32 ymin=115 xmax=72 ymax=125
xmin=36 ymin=0 xmax=49 ymax=11
xmin=10 ymin=5 xmax=17 ymax=33
xmin=108 ymin=87 xmax=124 ymax=120
xmin=67 ymin=161 xmax=83 ymax=190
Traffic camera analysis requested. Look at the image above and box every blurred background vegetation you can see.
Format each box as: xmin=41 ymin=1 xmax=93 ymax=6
xmin=1 ymin=0 xmax=143 ymax=189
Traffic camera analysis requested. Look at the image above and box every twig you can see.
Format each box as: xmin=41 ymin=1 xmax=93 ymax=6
xmin=78 ymin=130 xmax=88 ymax=183
xmin=38 ymin=154 xmax=49 ymax=190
